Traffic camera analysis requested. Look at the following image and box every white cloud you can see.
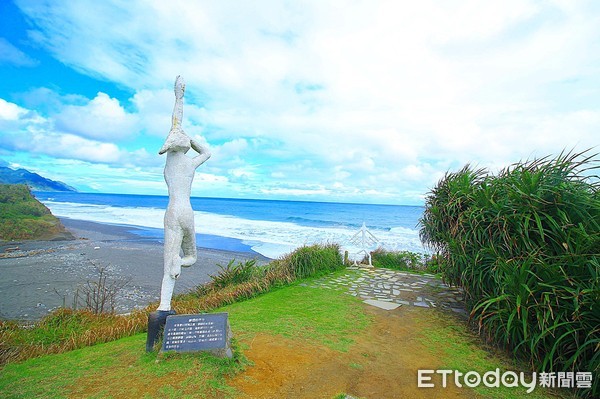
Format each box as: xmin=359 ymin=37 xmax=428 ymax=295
xmin=211 ymin=138 xmax=248 ymax=162
xmin=0 ymin=38 xmax=37 ymax=67
xmin=6 ymin=123 xmax=125 ymax=164
xmin=17 ymin=87 xmax=88 ymax=114
xmin=16 ymin=158 xmax=165 ymax=194
xmin=131 ymin=89 xmax=177 ymax=137
xmin=54 ymin=92 xmax=138 ymax=141
xmin=260 ymin=186 xmax=331 ymax=197
xmin=7 ymin=0 xmax=600 ymax=203
xmin=0 ymin=98 xmax=29 ymax=120
xmin=195 ymin=173 xmax=228 ymax=183
xmin=0 ymin=98 xmax=158 ymax=166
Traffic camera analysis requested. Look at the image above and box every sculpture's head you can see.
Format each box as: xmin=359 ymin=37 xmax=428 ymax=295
xmin=159 ymin=128 xmax=191 ymax=155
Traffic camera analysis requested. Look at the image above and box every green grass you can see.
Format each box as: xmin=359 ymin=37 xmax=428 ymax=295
xmin=0 ymin=281 xmax=369 ymax=398
xmin=349 ymin=362 xmax=363 ymax=370
xmin=220 ymin=279 xmax=370 ymax=352
xmin=0 ymin=277 xmax=571 ymax=398
xmin=0 ymin=184 xmax=68 ymax=240
xmin=5 ymin=309 xmax=108 ymax=347
xmin=370 ymin=248 xmax=442 ymax=275
xmin=417 ymin=310 xmax=566 ymax=399
xmin=0 ymin=308 xmax=147 ymax=366
xmin=0 ymin=333 xmax=246 ymax=399
xmin=283 ymin=243 xmax=344 ymax=279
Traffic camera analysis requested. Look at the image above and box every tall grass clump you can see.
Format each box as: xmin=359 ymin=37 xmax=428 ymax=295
xmin=0 ymin=308 xmax=146 ymax=366
xmin=190 ymin=244 xmax=343 ymax=298
xmin=419 ymin=150 xmax=599 ymax=398
xmin=370 ymin=248 xmax=441 ymax=273
xmin=208 ymin=259 xmax=258 ymax=289
xmin=186 ymin=243 xmax=344 ymax=307
xmin=281 ymin=243 xmax=344 ymax=279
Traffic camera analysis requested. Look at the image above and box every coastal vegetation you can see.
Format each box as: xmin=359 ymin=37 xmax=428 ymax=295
xmin=170 ymin=243 xmax=344 ymax=316
xmin=419 ymin=150 xmax=599 ymax=398
xmin=369 ymin=248 xmax=442 ymax=274
xmin=0 ymin=184 xmax=71 ymax=241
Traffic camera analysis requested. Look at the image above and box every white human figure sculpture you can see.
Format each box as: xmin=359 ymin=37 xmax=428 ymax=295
xmin=157 ymin=75 xmax=211 ymax=311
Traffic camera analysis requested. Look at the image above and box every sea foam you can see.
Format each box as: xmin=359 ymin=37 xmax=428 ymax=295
xmin=42 ymin=200 xmax=426 ymax=259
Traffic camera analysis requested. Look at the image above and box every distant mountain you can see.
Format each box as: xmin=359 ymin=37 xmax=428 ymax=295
xmin=0 ymin=166 xmax=77 ymax=192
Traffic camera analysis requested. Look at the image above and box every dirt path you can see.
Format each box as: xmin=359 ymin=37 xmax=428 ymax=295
xmin=230 ymin=305 xmax=478 ymax=399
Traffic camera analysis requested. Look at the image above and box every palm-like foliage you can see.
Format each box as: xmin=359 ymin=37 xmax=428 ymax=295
xmin=419 ymin=151 xmax=599 ymax=398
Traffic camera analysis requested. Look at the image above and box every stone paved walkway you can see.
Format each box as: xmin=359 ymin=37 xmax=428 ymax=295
xmin=300 ymin=265 xmax=467 ymax=316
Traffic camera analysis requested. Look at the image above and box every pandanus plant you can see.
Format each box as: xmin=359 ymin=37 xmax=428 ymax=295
xmin=419 ymin=150 xmax=599 ymax=398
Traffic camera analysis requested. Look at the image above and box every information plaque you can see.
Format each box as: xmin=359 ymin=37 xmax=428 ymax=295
xmin=161 ymin=313 xmax=231 ymax=357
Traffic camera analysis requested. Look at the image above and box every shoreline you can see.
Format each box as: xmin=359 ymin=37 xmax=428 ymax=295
xmin=60 ymin=217 xmax=265 ymax=255
xmin=0 ymin=217 xmax=270 ymax=321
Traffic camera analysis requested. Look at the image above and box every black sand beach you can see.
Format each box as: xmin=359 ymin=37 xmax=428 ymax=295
xmin=0 ymin=218 xmax=269 ymax=320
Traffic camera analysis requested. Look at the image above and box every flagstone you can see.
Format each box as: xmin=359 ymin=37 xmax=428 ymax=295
xmin=363 ymin=299 xmax=402 ymax=310
xmin=303 ymin=264 xmax=465 ymax=312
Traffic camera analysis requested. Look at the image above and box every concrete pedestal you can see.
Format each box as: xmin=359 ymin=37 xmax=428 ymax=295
xmin=145 ymin=309 xmax=176 ymax=352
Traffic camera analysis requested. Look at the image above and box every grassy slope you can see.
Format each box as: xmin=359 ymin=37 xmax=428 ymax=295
xmin=0 ymin=184 xmax=70 ymax=240
xmin=0 ymin=283 xmax=367 ymax=399
xmin=0 ymin=275 xmax=564 ymax=399
xmin=219 ymin=281 xmax=370 ymax=352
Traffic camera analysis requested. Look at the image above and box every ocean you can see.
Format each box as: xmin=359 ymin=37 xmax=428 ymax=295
xmin=35 ymin=192 xmax=427 ymax=259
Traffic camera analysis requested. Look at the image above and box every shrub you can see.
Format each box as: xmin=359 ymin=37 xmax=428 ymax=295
xmin=419 ymin=150 xmax=600 ymax=398
xmin=192 ymin=244 xmax=343 ymax=299
xmin=0 ymin=184 xmax=67 ymax=240
xmin=282 ymin=243 xmax=344 ymax=279
xmin=370 ymin=248 xmax=429 ymax=272
xmin=208 ymin=259 xmax=258 ymax=289
xmin=75 ymin=263 xmax=131 ymax=314
xmin=423 ymin=253 xmax=446 ymax=274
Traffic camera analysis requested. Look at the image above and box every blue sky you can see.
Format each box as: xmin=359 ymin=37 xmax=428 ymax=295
xmin=0 ymin=0 xmax=599 ymax=205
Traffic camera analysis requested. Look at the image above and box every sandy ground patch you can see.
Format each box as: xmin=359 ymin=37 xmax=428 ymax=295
xmin=230 ymin=305 xmax=476 ymax=399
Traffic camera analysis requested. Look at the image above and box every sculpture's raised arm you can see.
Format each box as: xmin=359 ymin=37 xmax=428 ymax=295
xmin=171 ymin=75 xmax=185 ymax=129
xmin=191 ymin=138 xmax=211 ymax=168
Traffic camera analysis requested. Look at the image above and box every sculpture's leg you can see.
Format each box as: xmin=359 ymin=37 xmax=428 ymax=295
xmin=180 ymin=226 xmax=197 ymax=268
xmin=157 ymin=273 xmax=177 ymax=311
xmin=164 ymin=226 xmax=183 ymax=279
xmin=157 ymin=226 xmax=183 ymax=311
